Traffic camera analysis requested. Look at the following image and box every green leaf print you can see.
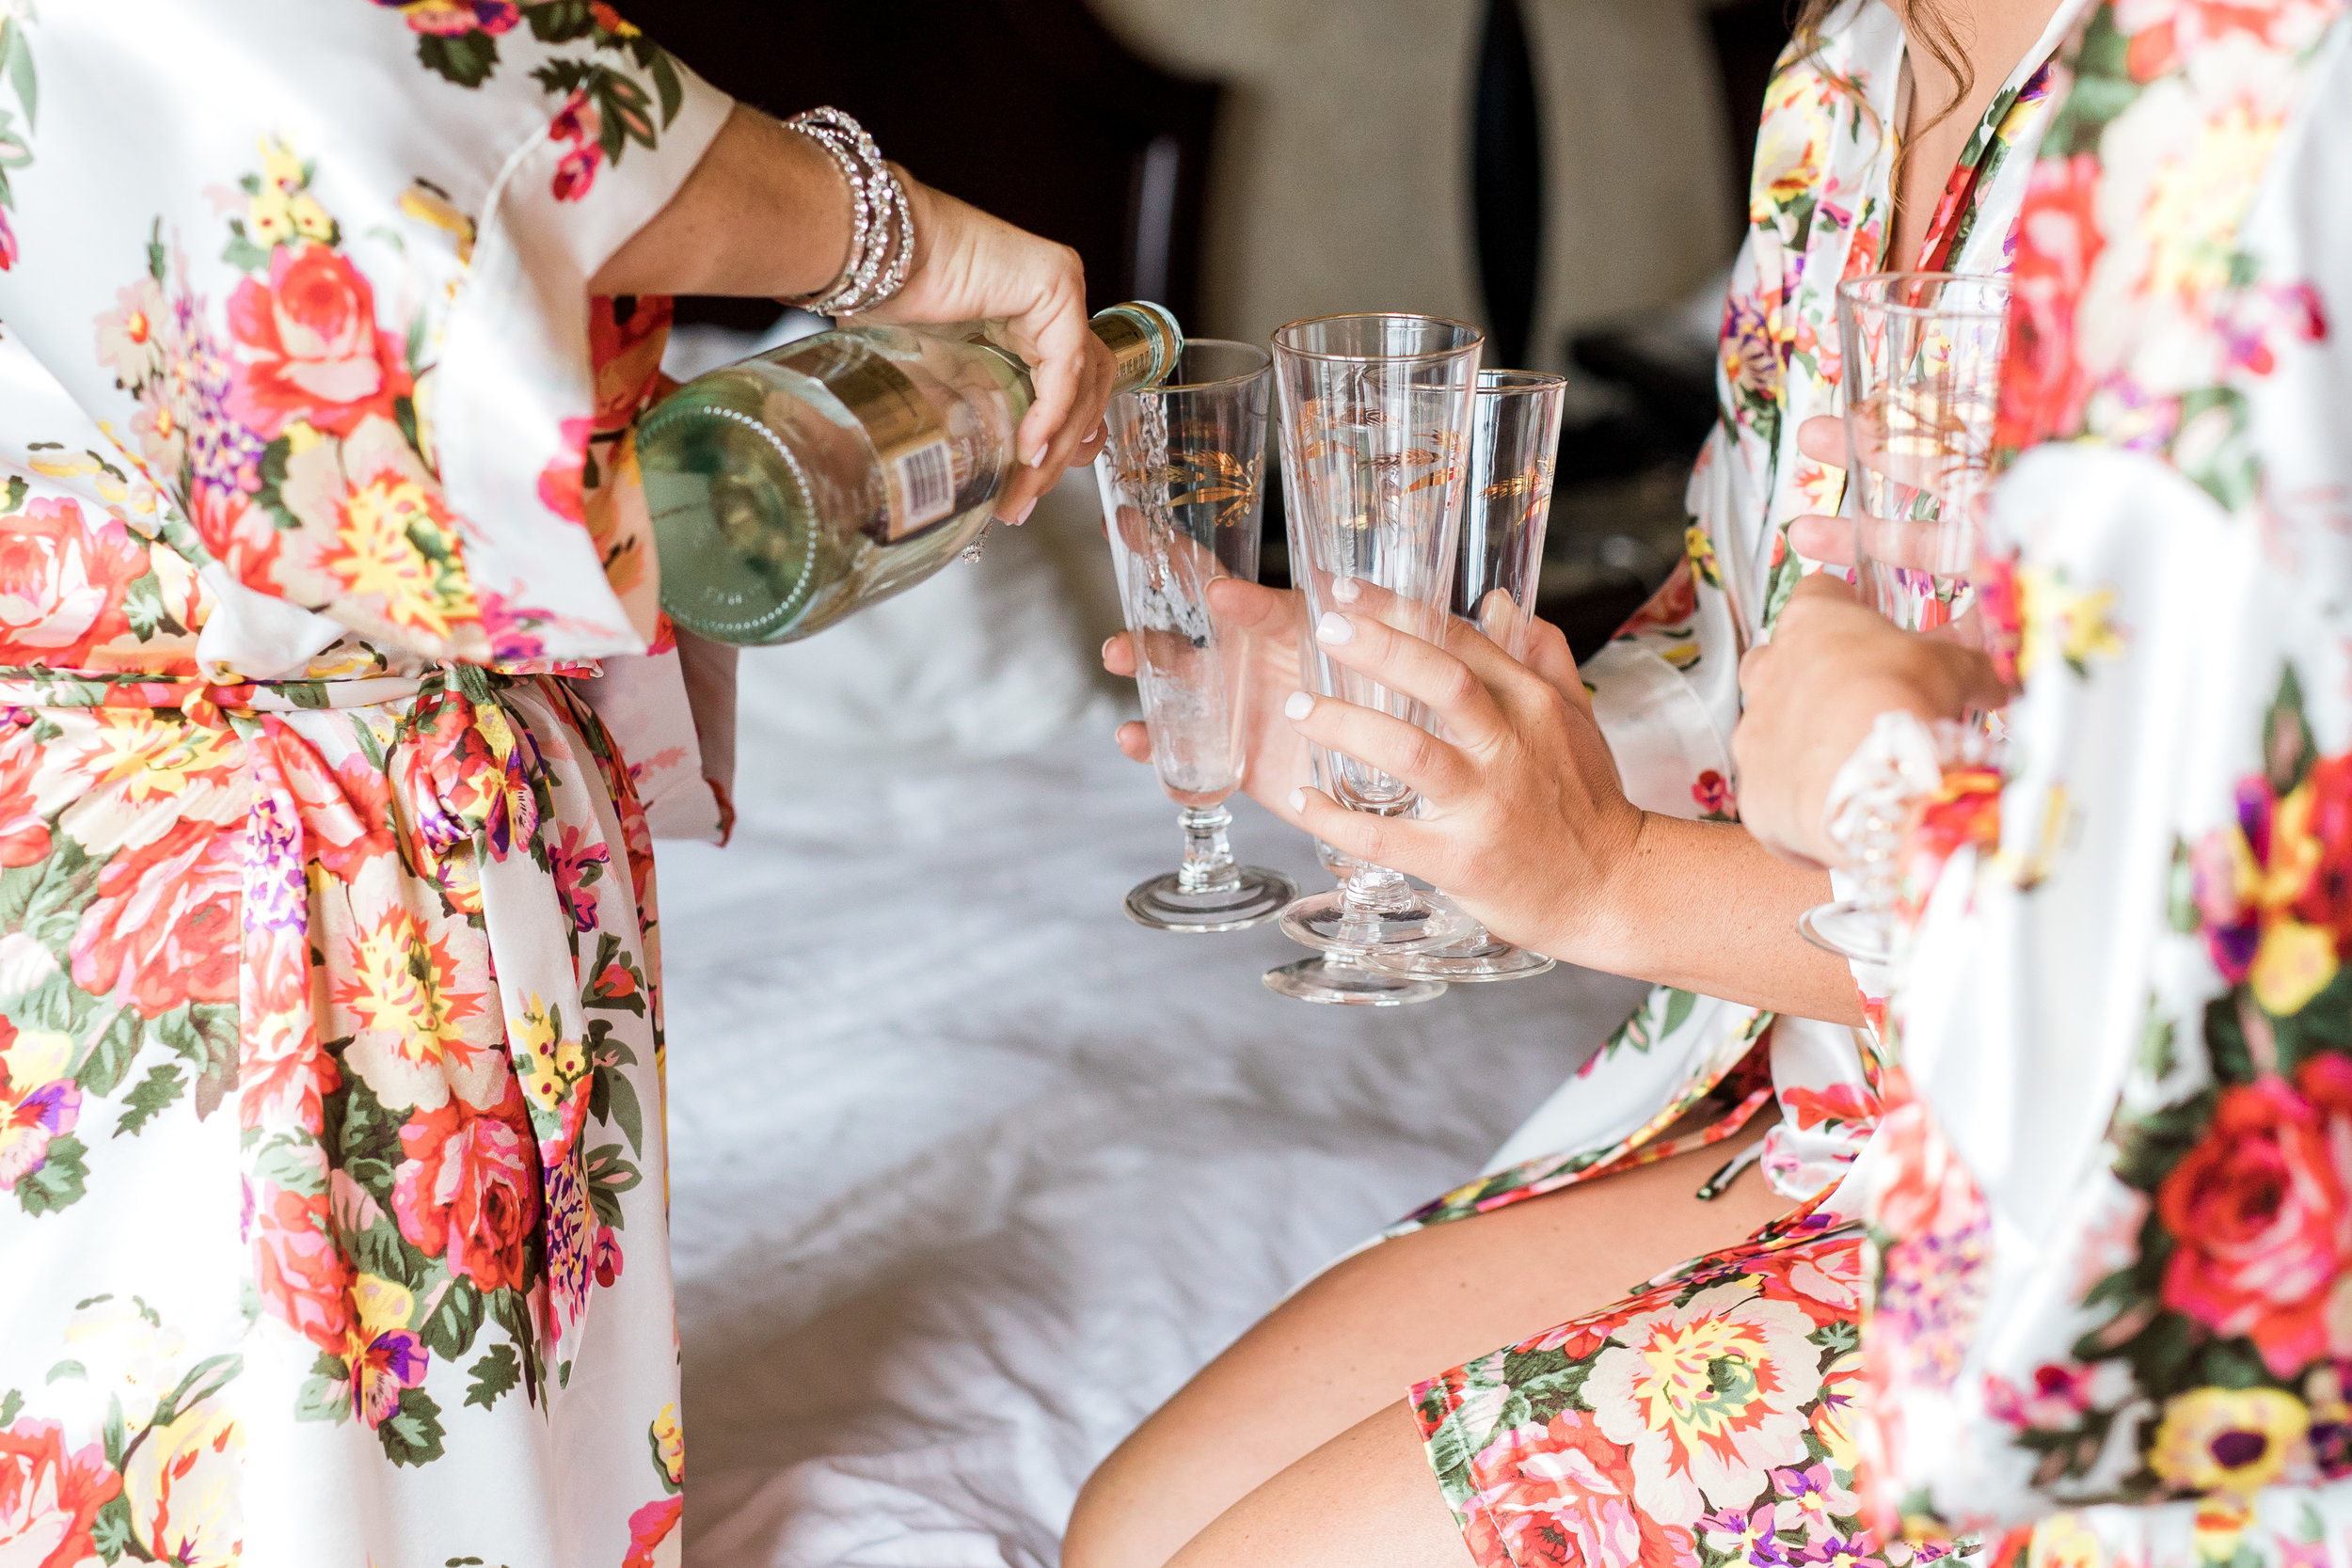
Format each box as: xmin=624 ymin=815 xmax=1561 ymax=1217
xmin=584 ymin=1144 xmax=641 ymax=1229
xmin=417 ymin=31 xmax=501 ymax=88
xmin=465 ymin=1344 xmax=522 ymax=1412
xmin=113 ymin=1061 xmax=186 ymax=1139
xmin=0 ymin=1388 xmax=21 ymax=1426
xmin=74 ymin=1009 xmax=143 ymax=1099
xmin=2265 ymin=664 xmax=2316 ymax=795
xmin=297 ymin=1353 xmax=354 ymax=1425
xmin=0 ymin=475 xmax=23 ymax=513
xmin=2273 ymin=967 xmax=2352 ymax=1072
xmin=15 ymin=1132 xmax=87 ymax=1214
xmin=379 ymin=1386 xmax=448 ymax=1466
xmin=2138 ymin=1004 xmax=2177 ymax=1082
xmin=1661 ymin=988 xmax=1699 ymax=1039
xmin=524 ymin=0 xmax=600 ymax=43
xmin=88 ymin=1491 xmax=135 ymax=1563
xmin=420 ymin=1281 xmax=487 ymax=1363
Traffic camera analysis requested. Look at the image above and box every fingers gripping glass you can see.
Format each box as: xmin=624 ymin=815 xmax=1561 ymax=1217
xmin=1799 ymin=272 xmax=2009 ymax=966
xmin=1263 ymin=734 xmax=1448 ymax=1006
xmin=1268 ymin=313 xmax=1485 ymax=959
xmin=1366 ymin=369 xmax=1566 ymax=983
xmin=1099 ymin=341 xmax=1299 ymax=931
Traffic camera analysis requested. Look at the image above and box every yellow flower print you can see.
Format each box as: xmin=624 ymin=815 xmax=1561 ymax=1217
xmin=327 ymin=473 xmax=480 ymax=642
xmin=2249 ymin=918 xmax=2337 ymax=1016
xmin=2149 ymin=1386 xmax=2310 ymax=1499
xmin=336 ymin=911 xmax=485 ymax=1066
xmin=2019 ymin=567 xmax=2124 ymax=679
xmin=2142 ymin=103 xmax=2284 ymax=301
xmin=249 ymin=136 xmax=335 ymax=250
xmin=650 ymin=1402 xmax=685 ymax=1489
xmin=60 ymin=711 xmax=240 ymax=807
xmin=1 ymin=1026 xmax=74 ymax=1089
xmin=400 ymin=181 xmax=479 ymax=267
xmin=514 ymin=992 xmax=582 ymax=1115
xmin=1684 ymin=523 xmax=1723 ymax=591
xmin=2027 ymin=1513 xmax=2106 ymax=1568
xmin=125 ymin=1399 xmax=245 ymax=1568
xmin=352 ymin=1274 xmax=416 ymax=1338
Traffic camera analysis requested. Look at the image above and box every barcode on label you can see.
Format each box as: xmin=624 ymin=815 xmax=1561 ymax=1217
xmin=892 ymin=440 xmax=956 ymax=533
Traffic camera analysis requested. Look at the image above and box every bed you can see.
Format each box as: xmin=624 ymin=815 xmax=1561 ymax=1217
xmin=651 ymin=467 xmax=1643 ymax=1564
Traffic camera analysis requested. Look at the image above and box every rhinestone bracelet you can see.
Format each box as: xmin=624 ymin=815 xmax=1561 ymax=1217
xmin=780 ymin=107 xmax=915 ymax=316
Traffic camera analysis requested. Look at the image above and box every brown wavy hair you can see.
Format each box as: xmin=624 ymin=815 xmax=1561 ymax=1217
xmin=1788 ymin=0 xmax=1975 ymax=148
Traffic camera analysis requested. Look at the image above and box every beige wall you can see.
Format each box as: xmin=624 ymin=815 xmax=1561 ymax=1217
xmin=1089 ymin=0 xmax=1739 ymax=366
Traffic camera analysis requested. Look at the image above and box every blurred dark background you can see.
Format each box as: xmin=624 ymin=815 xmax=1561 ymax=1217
xmin=631 ymin=0 xmax=1790 ymax=659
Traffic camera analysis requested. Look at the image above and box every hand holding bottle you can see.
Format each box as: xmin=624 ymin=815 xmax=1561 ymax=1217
xmin=591 ymin=104 xmax=1114 ymax=524
xmin=859 ymin=179 xmax=1116 ymax=525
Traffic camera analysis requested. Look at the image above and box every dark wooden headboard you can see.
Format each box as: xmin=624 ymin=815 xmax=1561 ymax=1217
xmin=624 ymin=0 xmax=1223 ymax=334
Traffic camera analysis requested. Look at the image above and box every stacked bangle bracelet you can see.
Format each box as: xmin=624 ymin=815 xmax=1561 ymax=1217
xmin=780 ymin=106 xmax=915 ymax=316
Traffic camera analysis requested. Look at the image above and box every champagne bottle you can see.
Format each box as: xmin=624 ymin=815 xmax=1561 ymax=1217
xmin=637 ymin=302 xmax=1183 ymax=645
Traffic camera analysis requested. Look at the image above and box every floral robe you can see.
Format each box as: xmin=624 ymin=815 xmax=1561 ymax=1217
xmin=0 ymin=5 xmax=737 ymax=1564
xmin=1399 ymin=5 xmax=2106 ymax=1562
xmin=1399 ymin=0 xmax=2085 ymax=1237
xmin=1847 ymin=0 xmax=2352 ymax=1563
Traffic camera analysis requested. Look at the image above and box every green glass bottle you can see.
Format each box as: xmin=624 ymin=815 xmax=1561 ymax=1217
xmin=637 ymin=302 xmax=1183 ymax=645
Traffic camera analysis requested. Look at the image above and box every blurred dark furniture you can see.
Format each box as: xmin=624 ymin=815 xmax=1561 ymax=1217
xmin=628 ymin=0 xmax=1223 ymax=336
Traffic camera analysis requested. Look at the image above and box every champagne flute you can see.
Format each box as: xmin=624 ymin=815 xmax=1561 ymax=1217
xmin=1263 ymin=732 xmax=1449 ymax=1006
xmin=1100 ymin=341 xmax=1298 ymax=931
xmin=1799 ymin=272 xmax=2010 ymax=965
xmin=1270 ymin=313 xmax=1482 ymax=959
xmin=1369 ymin=369 xmax=1566 ymax=984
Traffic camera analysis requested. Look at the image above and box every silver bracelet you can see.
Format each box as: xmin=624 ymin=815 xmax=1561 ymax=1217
xmin=780 ymin=107 xmax=915 ymax=316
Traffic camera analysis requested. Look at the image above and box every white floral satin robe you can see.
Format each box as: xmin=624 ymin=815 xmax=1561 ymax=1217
xmin=0 ymin=4 xmax=738 ymax=1563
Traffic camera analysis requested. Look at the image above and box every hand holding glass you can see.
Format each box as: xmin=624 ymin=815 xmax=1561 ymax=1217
xmin=1270 ymin=313 xmax=1482 ymax=959
xmin=1799 ymin=271 xmax=2009 ymax=964
xmin=1368 ymin=369 xmax=1566 ymax=983
xmin=1099 ymin=341 xmax=1298 ymax=931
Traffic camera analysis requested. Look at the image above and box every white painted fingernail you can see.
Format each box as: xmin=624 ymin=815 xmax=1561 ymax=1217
xmin=1027 ymin=443 xmax=1049 ymax=467
xmin=1315 ymin=612 xmax=1354 ymax=645
xmin=1010 ymin=496 xmax=1038 ymax=525
xmin=1332 ymin=576 xmax=1362 ymax=604
xmin=1288 ymin=787 xmax=1308 ymax=814
xmin=1283 ymin=690 xmax=1313 ymax=721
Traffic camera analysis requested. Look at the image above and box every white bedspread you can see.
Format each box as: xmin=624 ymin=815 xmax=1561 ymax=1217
xmin=660 ymin=715 xmax=1644 ymax=1567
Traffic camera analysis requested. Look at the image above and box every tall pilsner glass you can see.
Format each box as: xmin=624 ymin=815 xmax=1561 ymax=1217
xmin=1799 ymin=272 xmax=2009 ymax=965
xmin=1271 ymin=313 xmax=1481 ymax=958
xmin=1371 ymin=369 xmax=1566 ymax=982
xmin=1099 ymin=341 xmax=1298 ymax=931
xmin=1263 ymin=725 xmax=1449 ymax=1005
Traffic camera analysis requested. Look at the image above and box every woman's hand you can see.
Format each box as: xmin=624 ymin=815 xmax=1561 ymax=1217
xmin=590 ymin=105 xmax=1114 ymax=527
xmin=1733 ymin=574 xmax=2005 ymax=864
xmin=1103 ymin=578 xmax=1315 ymax=827
xmin=1277 ymin=580 xmax=1645 ymax=958
xmin=1785 ymin=416 xmax=1856 ymax=566
xmin=862 ymin=178 xmax=1114 ymax=525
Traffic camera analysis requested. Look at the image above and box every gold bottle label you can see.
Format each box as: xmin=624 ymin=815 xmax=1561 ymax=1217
xmin=774 ymin=338 xmax=958 ymax=543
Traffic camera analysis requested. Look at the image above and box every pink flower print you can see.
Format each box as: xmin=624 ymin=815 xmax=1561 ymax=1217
xmin=0 ymin=1080 xmax=80 ymax=1188
xmin=623 ymin=1495 xmax=683 ymax=1568
xmin=350 ymin=1328 xmax=430 ymax=1428
xmin=552 ymin=823 xmax=611 ymax=934
xmin=1692 ymin=769 xmax=1736 ymax=818
xmin=1702 ymin=1505 xmax=1788 ymax=1566
xmin=594 ymin=1226 xmax=625 ymax=1288
xmin=1985 ymin=1363 xmax=2105 ymax=1432
xmin=1771 ymin=1462 xmax=1860 ymax=1539
xmin=548 ymin=94 xmax=606 ymax=203
xmin=1796 ymin=1533 xmax=1880 ymax=1568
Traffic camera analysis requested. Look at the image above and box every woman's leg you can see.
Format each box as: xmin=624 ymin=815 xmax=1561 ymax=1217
xmin=1063 ymin=1117 xmax=1793 ymax=1568
xmin=1166 ymin=1403 xmax=1471 ymax=1568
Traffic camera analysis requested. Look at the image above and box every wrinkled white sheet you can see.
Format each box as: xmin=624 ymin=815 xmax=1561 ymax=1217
xmin=660 ymin=717 xmax=1643 ymax=1568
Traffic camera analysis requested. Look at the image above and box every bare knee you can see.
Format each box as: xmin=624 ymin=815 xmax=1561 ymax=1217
xmin=1063 ymin=1439 xmax=1176 ymax=1568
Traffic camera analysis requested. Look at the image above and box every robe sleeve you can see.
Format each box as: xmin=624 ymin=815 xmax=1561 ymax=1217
xmin=0 ymin=0 xmax=734 ymax=668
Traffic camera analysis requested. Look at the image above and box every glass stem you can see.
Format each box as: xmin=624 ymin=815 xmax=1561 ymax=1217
xmin=1175 ymin=804 xmax=1244 ymax=895
xmin=1339 ymin=861 xmax=1417 ymax=917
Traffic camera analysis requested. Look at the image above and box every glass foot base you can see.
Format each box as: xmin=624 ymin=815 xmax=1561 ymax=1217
xmin=1125 ymin=866 xmax=1298 ymax=933
xmin=1263 ymin=955 xmax=1448 ymax=1006
xmin=1370 ymin=935 xmax=1554 ymax=984
xmin=1279 ymin=887 xmax=1468 ymax=958
xmin=1798 ymin=898 xmax=1893 ymax=965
